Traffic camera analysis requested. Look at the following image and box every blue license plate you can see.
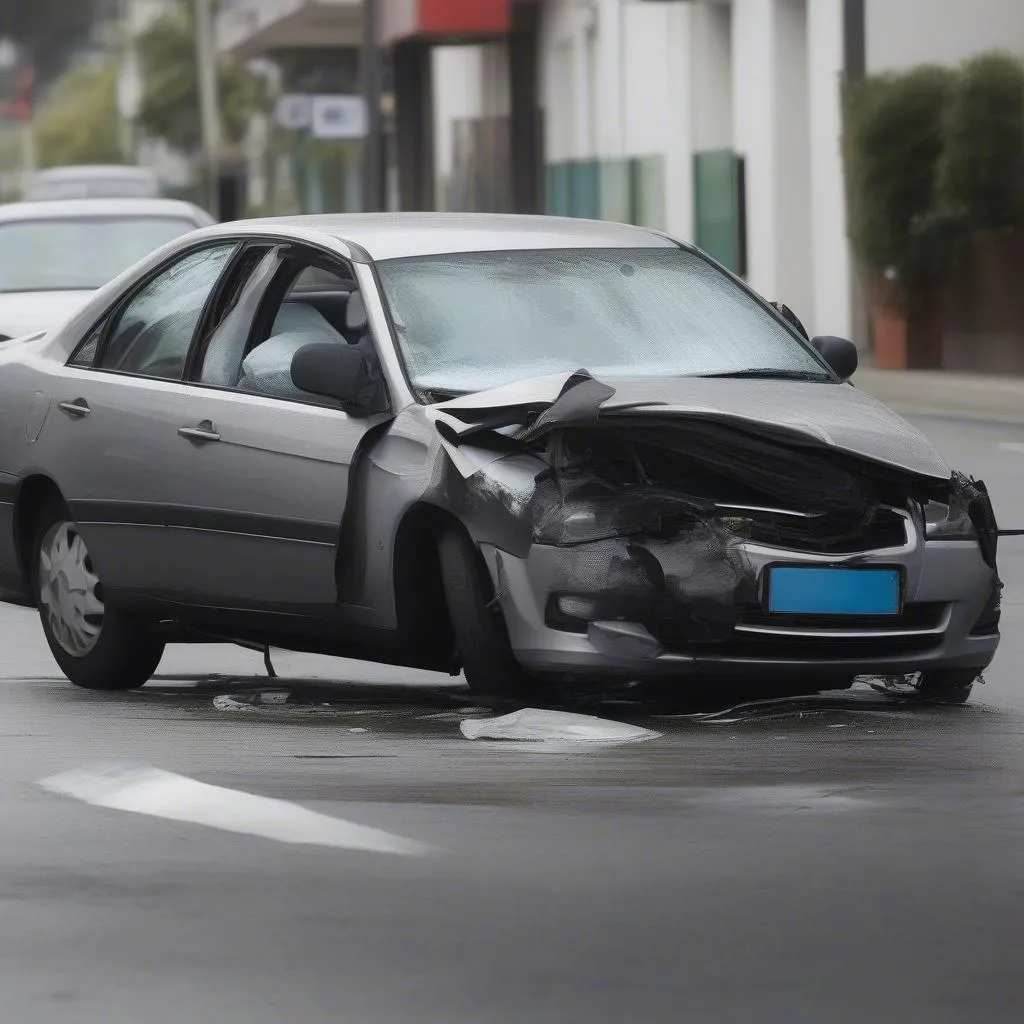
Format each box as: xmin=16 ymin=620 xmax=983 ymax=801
xmin=767 ymin=567 xmax=901 ymax=616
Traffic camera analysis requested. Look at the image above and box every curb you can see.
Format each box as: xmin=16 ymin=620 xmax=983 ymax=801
xmin=875 ymin=401 xmax=1024 ymax=428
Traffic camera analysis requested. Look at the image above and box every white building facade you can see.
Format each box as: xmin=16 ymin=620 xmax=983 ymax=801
xmin=428 ymin=0 xmax=1024 ymax=342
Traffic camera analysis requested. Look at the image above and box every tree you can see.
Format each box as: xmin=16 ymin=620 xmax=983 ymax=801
xmin=137 ymin=3 xmax=266 ymax=156
xmin=35 ymin=58 xmax=124 ymax=168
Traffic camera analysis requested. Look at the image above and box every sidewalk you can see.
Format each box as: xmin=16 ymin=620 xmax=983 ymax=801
xmin=853 ymin=367 xmax=1024 ymax=427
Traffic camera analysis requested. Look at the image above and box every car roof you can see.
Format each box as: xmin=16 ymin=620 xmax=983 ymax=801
xmin=0 ymin=198 xmax=210 ymax=223
xmin=229 ymin=212 xmax=681 ymax=261
xmin=31 ymin=165 xmax=158 ymax=181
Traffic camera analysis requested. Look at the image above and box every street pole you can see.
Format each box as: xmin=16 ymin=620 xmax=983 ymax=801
xmin=361 ymin=0 xmax=384 ymax=212
xmin=843 ymin=0 xmax=868 ymax=355
xmin=20 ymin=117 xmax=36 ymax=196
xmin=194 ymin=0 xmax=222 ymax=219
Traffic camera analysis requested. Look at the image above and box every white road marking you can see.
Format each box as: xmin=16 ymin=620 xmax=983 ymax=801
xmin=38 ymin=763 xmax=428 ymax=855
xmin=996 ymin=442 xmax=1024 ymax=453
xmin=692 ymin=785 xmax=876 ymax=812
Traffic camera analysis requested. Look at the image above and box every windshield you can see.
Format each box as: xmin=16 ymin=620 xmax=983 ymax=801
xmin=0 ymin=216 xmax=197 ymax=292
xmin=376 ymin=247 xmax=831 ymax=394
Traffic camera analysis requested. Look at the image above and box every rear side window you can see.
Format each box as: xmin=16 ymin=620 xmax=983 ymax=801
xmin=95 ymin=244 xmax=235 ymax=381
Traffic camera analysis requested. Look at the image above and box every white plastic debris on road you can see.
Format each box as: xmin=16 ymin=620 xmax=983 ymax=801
xmin=212 ymin=695 xmax=259 ymax=712
xmin=460 ymin=708 xmax=660 ymax=745
xmin=38 ymin=763 xmax=428 ymax=855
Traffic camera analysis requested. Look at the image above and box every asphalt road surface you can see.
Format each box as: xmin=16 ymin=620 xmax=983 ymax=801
xmin=1 ymin=415 xmax=1022 ymax=1024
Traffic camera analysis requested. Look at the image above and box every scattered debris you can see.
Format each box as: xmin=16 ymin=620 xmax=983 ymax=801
xmin=258 ymin=690 xmax=290 ymax=704
xmin=417 ymin=707 xmax=493 ymax=722
xmin=868 ymin=674 xmax=922 ymax=698
xmin=212 ymin=691 xmax=292 ymax=711
xmin=212 ymin=695 xmax=257 ymax=712
xmin=460 ymin=708 xmax=660 ymax=745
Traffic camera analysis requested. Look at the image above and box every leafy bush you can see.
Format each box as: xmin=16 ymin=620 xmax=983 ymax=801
xmin=844 ymin=52 xmax=1024 ymax=312
xmin=843 ymin=65 xmax=956 ymax=291
xmin=138 ymin=5 xmax=267 ymax=155
xmin=937 ymin=52 xmax=1024 ymax=231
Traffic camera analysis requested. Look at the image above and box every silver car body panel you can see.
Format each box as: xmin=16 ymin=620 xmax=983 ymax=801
xmin=0 ymin=214 xmax=1001 ymax=682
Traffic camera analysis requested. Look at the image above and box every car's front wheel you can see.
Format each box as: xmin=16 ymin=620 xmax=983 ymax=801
xmin=34 ymin=502 xmax=164 ymax=691
xmin=916 ymin=669 xmax=977 ymax=705
xmin=438 ymin=526 xmax=533 ymax=701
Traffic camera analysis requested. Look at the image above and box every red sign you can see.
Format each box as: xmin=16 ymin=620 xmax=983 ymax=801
xmin=380 ymin=0 xmax=514 ymax=44
xmin=419 ymin=0 xmax=511 ymax=36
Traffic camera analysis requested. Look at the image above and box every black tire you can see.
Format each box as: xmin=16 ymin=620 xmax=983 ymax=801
xmin=33 ymin=500 xmax=165 ymax=691
xmin=916 ymin=669 xmax=977 ymax=705
xmin=438 ymin=526 xmax=533 ymax=700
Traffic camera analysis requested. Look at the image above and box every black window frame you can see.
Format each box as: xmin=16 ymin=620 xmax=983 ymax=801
xmin=185 ymin=240 xmax=284 ymax=381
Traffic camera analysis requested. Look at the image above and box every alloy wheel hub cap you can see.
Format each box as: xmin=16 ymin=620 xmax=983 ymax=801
xmin=38 ymin=522 xmax=104 ymax=657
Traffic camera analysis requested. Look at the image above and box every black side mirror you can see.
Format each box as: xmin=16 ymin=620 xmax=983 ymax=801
xmin=773 ymin=302 xmax=809 ymax=340
xmin=291 ymin=342 xmax=384 ymax=414
xmin=812 ymin=336 xmax=858 ymax=381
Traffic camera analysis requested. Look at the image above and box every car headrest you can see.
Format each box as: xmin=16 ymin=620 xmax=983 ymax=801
xmin=345 ymin=292 xmax=367 ymax=332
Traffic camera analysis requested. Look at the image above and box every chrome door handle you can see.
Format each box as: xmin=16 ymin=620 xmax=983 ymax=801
xmin=177 ymin=421 xmax=221 ymax=443
xmin=59 ymin=399 xmax=90 ymax=418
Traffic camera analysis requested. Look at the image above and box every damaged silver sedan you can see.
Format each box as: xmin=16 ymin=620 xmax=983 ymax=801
xmin=0 ymin=214 xmax=1002 ymax=703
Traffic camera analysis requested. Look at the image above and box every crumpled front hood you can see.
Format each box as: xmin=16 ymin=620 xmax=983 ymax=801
xmin=0 ymin=289 xmax=93 ymax=340
xmin=432 ymin=371 xmax=951 ymax=482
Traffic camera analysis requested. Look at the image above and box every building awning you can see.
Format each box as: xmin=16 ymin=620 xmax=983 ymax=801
xmin=380 ymin=0 xmax=528 ymax=47
xmin=219 ymin=0 xmax=363 ymax=59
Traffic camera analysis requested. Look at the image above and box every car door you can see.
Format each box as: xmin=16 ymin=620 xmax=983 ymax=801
xmin=150 ymin=245 xmax=390 ymax=611
xmin=37 ymin=242 xmax=238 ymax=597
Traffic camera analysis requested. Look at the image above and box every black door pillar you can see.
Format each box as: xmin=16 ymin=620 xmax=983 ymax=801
xmin=509 ymin=2 xmax=543 ymax=214
xmin=392 ymin=39 xmax=435 ymax=211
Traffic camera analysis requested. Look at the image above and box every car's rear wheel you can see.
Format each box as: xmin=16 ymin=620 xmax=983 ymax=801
xmin=34 ymin=501 xmax=164 ymax=691
xmin=916 ymin=669 xmax=977 ymax=705
xmin=438 ymin=526 xmax=534 ymax=700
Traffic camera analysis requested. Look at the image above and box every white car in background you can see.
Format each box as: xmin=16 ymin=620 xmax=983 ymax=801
xmin=0 ymin=198 xmax=214 ymax=341
xmin=25 ymin=165 xmax=161 ymax=201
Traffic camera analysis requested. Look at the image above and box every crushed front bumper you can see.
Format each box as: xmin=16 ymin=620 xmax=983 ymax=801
xmin=482 ymin=512 xmax=1000 ymax=681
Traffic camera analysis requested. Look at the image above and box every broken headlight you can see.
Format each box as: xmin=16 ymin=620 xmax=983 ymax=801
xmin=534 ymin=502 xmax=644 ymax=546
xmin=533 ymin=490 xmax=709 ymax=547
xmin=923 ymin=500 xmax=976 ymax=541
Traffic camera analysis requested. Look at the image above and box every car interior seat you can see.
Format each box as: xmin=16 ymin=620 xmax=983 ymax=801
xmin=237 ymin=302 xmax=345 ymax=402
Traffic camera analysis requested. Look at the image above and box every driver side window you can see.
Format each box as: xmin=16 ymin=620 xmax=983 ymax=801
xmin=198 ymin=255 xmax=377 ymax=406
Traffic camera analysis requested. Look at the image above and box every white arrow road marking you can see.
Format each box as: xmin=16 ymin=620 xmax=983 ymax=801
xmin=38 ymin=763 xmax=428 ymax=855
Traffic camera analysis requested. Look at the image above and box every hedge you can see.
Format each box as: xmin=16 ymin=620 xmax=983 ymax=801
xmin=843 ymin=51 xmax=1024 ymax=310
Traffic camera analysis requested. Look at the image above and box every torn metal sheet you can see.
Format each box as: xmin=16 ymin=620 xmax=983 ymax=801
xmin=433 ymin=369 xmax=952 ymax=482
